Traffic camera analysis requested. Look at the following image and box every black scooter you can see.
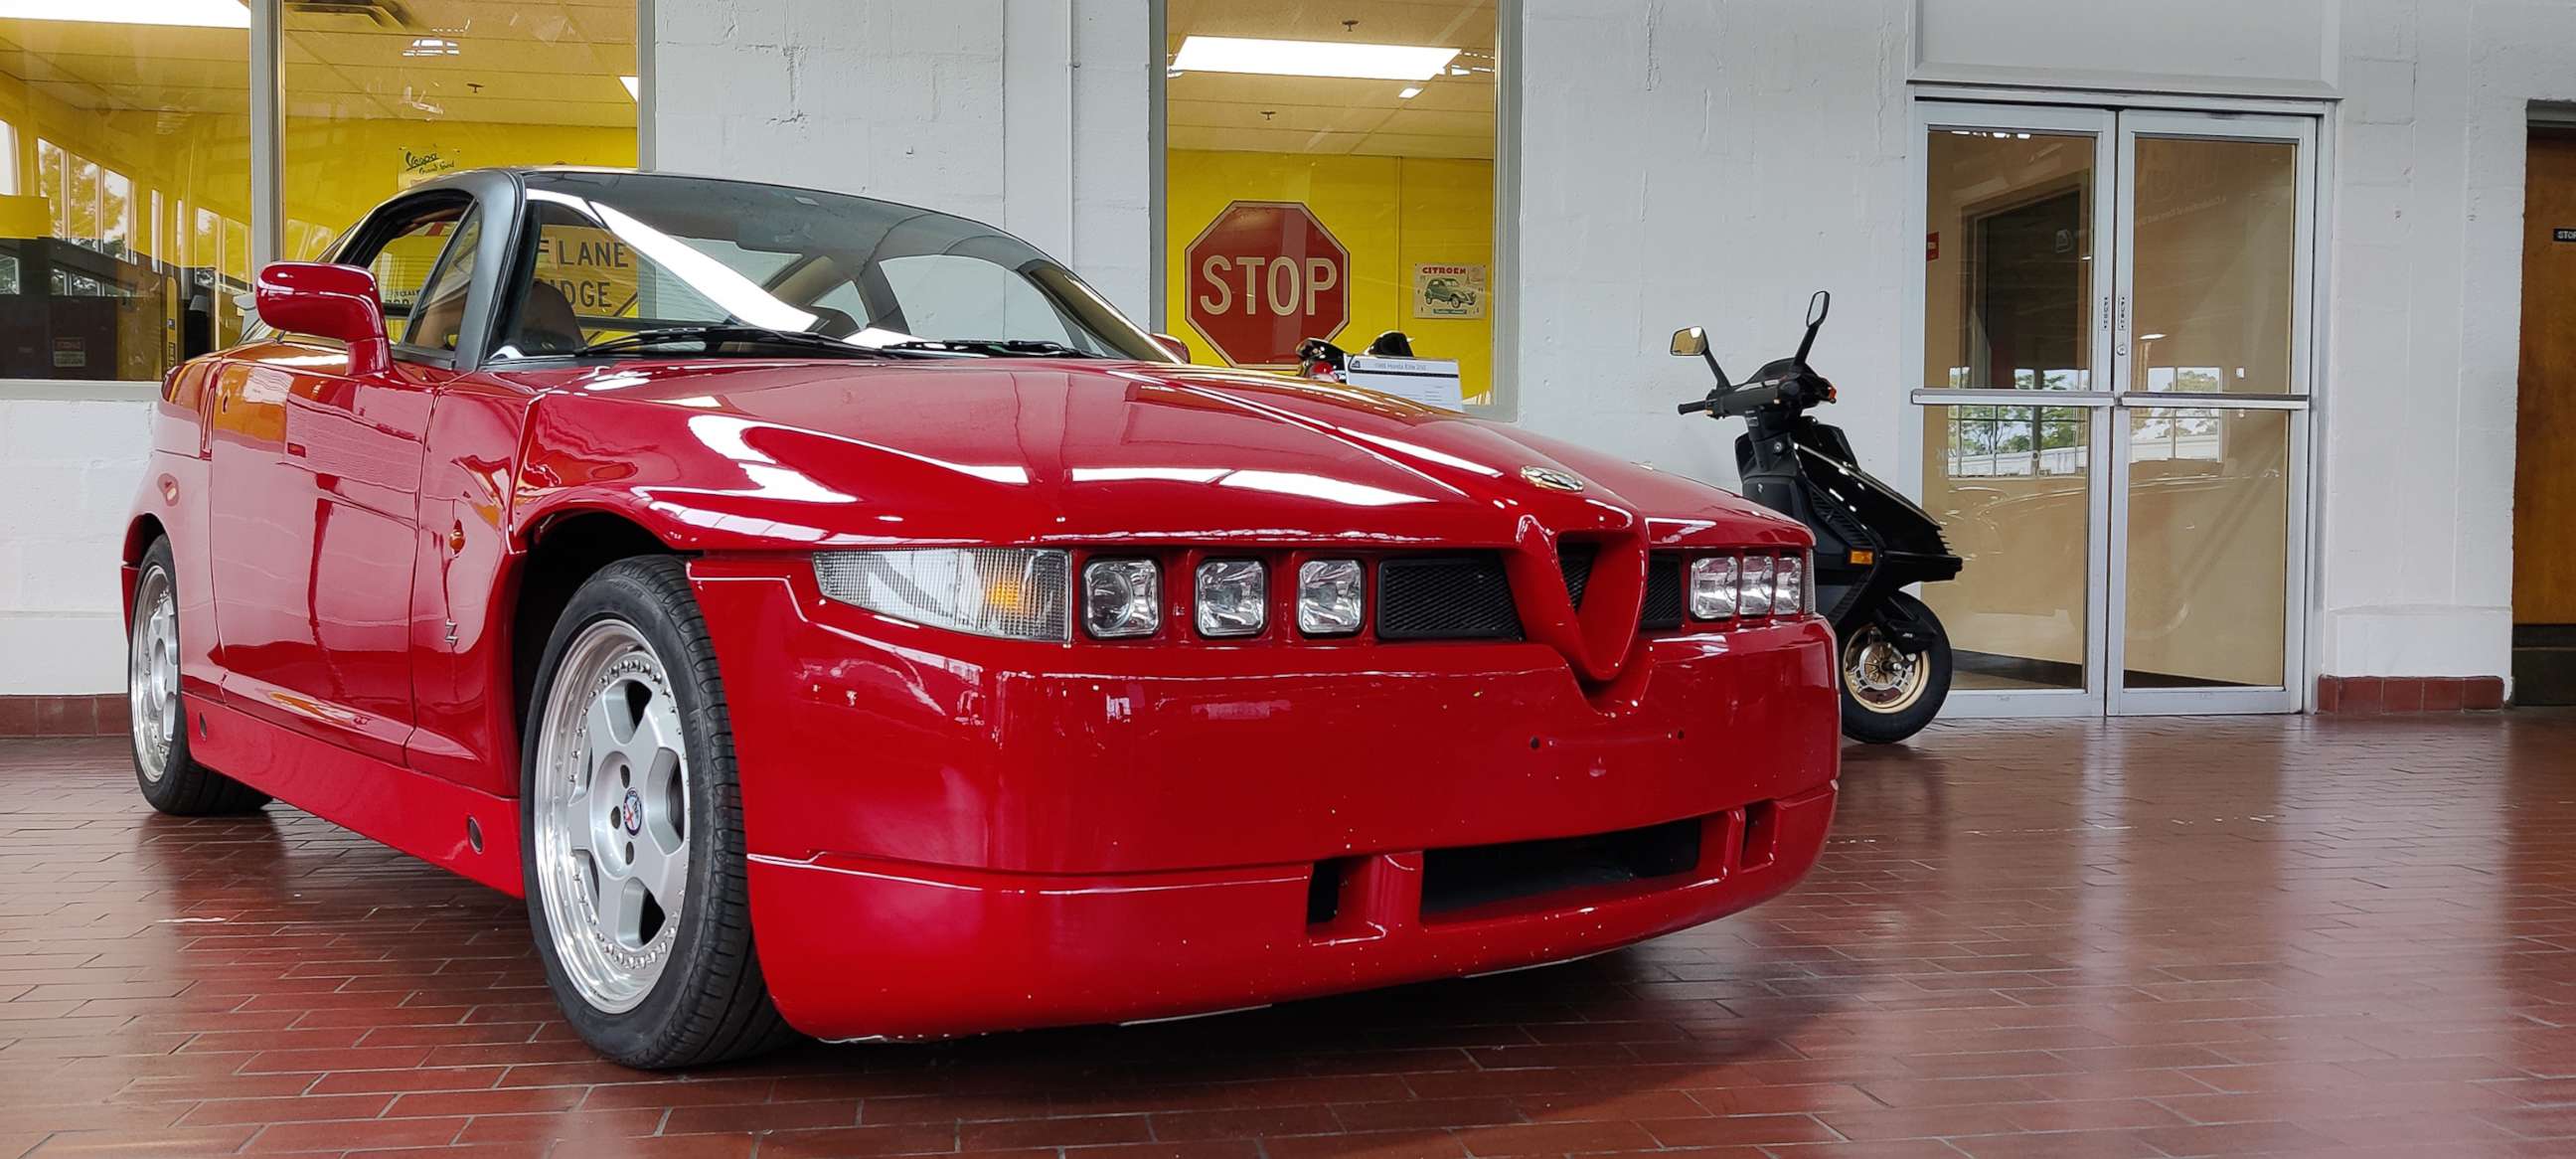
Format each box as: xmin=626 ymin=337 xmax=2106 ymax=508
xmin=1673 ymin=291 xmax=1964 ymax=744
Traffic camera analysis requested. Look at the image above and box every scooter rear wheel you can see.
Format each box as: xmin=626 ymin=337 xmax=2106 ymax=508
xmin=1839 ymin=592 xmax=1952 ymax=745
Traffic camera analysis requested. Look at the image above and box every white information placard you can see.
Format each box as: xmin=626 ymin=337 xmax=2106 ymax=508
xmin=1346 ymin=356 xmax=1465 ymax=413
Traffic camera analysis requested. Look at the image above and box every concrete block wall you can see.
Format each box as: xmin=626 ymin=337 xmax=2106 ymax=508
xmin=1512 ymin=0 xmax=1916 ymax=491
xmin=2314 ymin=0 xmax=2576 ymax=679
xmin=0 ymin=397 xmax=151 ymax=695
xmin=651 ymin=0 xmax=1155 ymax=318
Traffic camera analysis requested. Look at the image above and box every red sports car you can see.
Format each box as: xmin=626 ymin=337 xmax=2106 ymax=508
xmin=122 ymin=169 xmax=1840 ymax=1069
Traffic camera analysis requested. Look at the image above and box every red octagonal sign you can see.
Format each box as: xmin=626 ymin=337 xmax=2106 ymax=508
xmin=1184 ymin=200 xmax=1350 ymax=369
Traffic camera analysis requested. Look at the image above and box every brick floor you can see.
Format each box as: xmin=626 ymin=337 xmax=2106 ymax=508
xmin=4 ymin=713 xmax=2575 ymax=1157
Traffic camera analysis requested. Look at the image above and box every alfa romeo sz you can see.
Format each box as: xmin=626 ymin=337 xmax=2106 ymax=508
xmin=122 ymin=169 xmax=1839 ymax=1068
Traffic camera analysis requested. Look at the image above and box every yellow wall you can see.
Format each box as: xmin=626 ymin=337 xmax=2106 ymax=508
xmin=1164 ymin=149 xmax=1493 ymax=403
xmin=283 ymin=119 xmax=634 ymax=258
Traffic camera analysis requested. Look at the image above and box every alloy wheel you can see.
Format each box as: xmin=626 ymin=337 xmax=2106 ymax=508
xmin=128 ymin=568 xmax=179 ymax=782
xmin=532 ymin=619 xmax=691 ymax=1014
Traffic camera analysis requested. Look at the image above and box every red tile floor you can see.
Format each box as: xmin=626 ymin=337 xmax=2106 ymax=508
xmin=5 ymin=713 xmax=2576 ymax=1158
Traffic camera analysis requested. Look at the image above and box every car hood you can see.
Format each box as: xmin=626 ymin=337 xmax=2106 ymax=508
xmin=509 ymin=358 xmax=1808 ymax=553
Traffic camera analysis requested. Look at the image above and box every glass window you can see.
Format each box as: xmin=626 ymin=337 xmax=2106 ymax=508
xmin=1922 ymin=129 xmax=2097 ymax=393
xmin=1162 ymin=1 xmax=1499 ymax=403
xmin=361 ymin=201 xmax=468 ymax=335
xmin=404 ymin=208 xmax=481 ymax=351
xmin=284 ymin=1 xmax=636 ymax=260
xmin=0 ymin=11 xmax=250 ymax=380
xmin=2130 ymin=137 xmax=2299 ymax=395
xmin=498 ymin=173 xmax=1168 ymax=362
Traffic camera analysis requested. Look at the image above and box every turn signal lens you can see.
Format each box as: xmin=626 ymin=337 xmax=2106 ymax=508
xmin=1195 ymin=559 xmax=1267 ymax=637
xmin=815 ymin=549 xmax=1069 ymax=641
xmin=1740 ymin=555 xmax=1776 ymax=617
xmin=1687 ymin=556 xmax=1738 ymax=620
xmin=1081 ymin=558 xmax=1161 ymax=638
xmin=1296 ymin=559 xmax=1366 ymax=635
xmin=1776 ymin=553 xmax=1807 ymax=615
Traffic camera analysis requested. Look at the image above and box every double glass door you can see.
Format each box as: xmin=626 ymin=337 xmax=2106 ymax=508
xmin=1913 ymin=102 xmax=2314 ymax=716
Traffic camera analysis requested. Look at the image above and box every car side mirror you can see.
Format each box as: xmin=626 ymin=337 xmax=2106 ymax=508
xmin=1669 ymin=327 xmax=1707 ymax=358
xmin=1151 ymin=332 xmax=1192 ymax=363
xmin=255 ymin=261 xmax=391 ymax=376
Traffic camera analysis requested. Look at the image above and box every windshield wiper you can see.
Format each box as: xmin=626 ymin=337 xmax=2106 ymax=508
xmin=875 ymin=338 xmax=1104 ymax=359
xmin=575 ymin=325 xmax=910 ymax=359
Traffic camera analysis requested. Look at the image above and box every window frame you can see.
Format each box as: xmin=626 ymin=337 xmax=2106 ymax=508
xmin=1 ymin=4 xmax=645 ymax=395
xmin=1148 ymin=0 xmax=1521 ymax=417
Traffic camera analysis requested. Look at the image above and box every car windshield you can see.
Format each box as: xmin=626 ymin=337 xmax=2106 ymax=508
xmin=493 ymin=171 xmax=1172 ymax=363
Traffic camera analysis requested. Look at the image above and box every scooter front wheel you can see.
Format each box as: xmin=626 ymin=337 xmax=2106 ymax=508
xmin=1839 ymin=591 xmax=1952 ymax=745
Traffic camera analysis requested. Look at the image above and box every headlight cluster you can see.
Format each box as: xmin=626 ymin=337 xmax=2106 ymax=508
xmin=816 ymin=551 xmax=1371 ymax=641
xmin=1686 ymin=550 xmax=1809 ymax=622
xmin=1079 ymin=557 xmax=1366 ymax=640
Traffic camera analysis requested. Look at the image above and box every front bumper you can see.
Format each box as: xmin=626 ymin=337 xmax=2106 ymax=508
xmin=748 ymin=784 xmax=1832 ymax=1039
xmin=690 ymin=556 xmax=1840 ymax=1040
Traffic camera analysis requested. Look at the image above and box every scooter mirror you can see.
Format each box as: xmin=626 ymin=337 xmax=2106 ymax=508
xmin=1669 ymin=327 xmax=1708 ymax=358
xmin=1806 ymin=290 xmax=1832 ymax=328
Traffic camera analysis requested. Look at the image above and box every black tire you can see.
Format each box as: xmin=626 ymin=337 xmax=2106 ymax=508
xmin=519 ymin=556 xmax=795 ymax=1069
xmin=1838 ymin=591 xmax=1952 ymax=745
xmin=129 ymin=538 xmax=270 ymax=815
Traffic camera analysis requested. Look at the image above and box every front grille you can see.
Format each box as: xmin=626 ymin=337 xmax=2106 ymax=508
xmin=1639 ymin=553 xmax=1685 ymax=630
xmin=1557 ymin=541 xmax=1598 ymax=609
xmin=1376 ymin=555 xmax=1523 ymax=640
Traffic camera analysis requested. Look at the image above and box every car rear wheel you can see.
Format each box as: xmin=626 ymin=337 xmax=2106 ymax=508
xmin=129 ymin=538 xmax=269 ymax=815
xmin=522 ymin=556 xmax=794 ymax=1069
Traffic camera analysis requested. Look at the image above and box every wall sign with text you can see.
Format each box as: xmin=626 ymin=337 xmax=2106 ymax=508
xmin=1412 ymin=263 xmax=1486 ymax=319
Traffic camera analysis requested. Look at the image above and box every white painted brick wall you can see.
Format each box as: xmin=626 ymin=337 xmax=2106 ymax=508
xmin=0 ymin=398 xmax=151 ymax=695
xmin=651 ymin=0 xmax=1153 ymax=318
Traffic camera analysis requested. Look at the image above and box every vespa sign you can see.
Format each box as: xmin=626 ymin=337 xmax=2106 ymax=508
xmin=1184 ymin=201 xmax=1350 ymax=368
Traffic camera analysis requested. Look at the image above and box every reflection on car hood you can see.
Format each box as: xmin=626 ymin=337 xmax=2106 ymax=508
xmin=508 ymin=358 xmax=1809 ymax=552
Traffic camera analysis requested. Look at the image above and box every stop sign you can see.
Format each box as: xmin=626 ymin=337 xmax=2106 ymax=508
xmin=1183 ymin=201 xmax=1350 ymax=368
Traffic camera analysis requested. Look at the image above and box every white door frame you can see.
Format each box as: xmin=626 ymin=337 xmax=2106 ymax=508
xmin=1906 ymin=98 xmax=2322 ymax=718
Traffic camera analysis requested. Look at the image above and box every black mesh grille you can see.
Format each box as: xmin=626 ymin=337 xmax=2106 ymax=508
xmin=1377 ymin=555 xmax=1523 ymax=640
xmin=1557 ymin=542 xmax=1599 ymax=609
xmin=1639 ymin=553 xmax=1685 ymax=631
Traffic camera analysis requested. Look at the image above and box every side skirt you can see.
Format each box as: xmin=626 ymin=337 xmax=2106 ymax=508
xmin=184 ymin=694 xmax=527 ymax=896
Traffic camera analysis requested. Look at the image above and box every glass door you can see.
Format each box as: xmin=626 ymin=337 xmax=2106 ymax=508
xmin=1913 ymin=102 xmax=2313 ymax=717
xmin=2108 ymin=112 xmax=2313 ymax=715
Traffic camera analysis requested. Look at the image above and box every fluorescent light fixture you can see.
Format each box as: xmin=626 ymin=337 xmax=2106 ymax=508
xmin=1171 ymin=35 xmax=1458 ymax=82
xmin=402 ymin=36 xmax=460 ymax=57
xmin=1397 ymin=85 xmax=1423 ymax=99
xmin=0 ymin=0 xmax=247 ymax=27
xmin=619 ymin=75 xmax=640 ymax=99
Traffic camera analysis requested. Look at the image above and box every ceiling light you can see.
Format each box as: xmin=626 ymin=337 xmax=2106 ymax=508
xmin=619 ymin=75 xmax=640 ymax=99
xmin=402 ymin=36 xmax=460 ymax=57
xmin=0 ymin=0 xmax=246 ymax=27
xmin=1171 ymin=35 xmax=1459 ymax=82
xmin=1397 ymin=85 xmax=1423 ymax=99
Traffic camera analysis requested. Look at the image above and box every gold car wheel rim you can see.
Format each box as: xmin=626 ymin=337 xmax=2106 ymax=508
xmin=1843 ymin=628 xmax=1930 ymax=715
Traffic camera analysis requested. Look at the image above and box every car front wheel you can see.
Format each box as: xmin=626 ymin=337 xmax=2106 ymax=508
xmin=128 ymin=537 xmax=269 ymax=815
xmin=521 ymin=556 xmax=793 ymax=1069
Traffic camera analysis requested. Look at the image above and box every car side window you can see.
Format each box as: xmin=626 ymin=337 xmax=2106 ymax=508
xmin=403 ymin=209 xmax=482 ymax=352
xmin=359 ymin=204 xmax=468 ymax=340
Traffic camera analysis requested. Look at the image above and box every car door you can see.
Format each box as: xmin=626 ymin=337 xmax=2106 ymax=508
xmin=207 ymin=196 xmax=477 ymax=763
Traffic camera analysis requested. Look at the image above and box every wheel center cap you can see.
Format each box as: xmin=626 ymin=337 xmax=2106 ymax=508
xmin=619 ymin=789 xmax=644 ymax=836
